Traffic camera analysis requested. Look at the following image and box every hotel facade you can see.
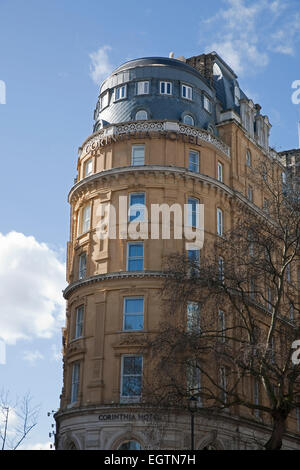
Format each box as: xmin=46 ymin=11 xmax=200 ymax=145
xmin=55 ymin=53 xmax=300 ymax=450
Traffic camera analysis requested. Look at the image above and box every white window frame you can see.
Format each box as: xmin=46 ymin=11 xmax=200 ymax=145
xmin=248 ymin=186 xmax=253 ymax=202
xmin=123 ymin=297 xmax=144 ymax=331
xmin=84 ymin=158 xmax=93 ymax=178
xmin=160 ymin=81 xmax=172 ymax=95
xmin=120 ymin=355 xmax=143 ymax=402
xmin=218 ymin=256 xmax=224 ymax=283
xmin=127 ymin=242 xmax=144 ymax=272
xmin=246 ymin=149 xmax=252 ymax=167
xmin=217 ymin=162 xmax=223 ymax=182
xmin=203 ymin=95 xmax=212 ymax=113
xmin=115 ymin=84 xmax=127 ymax=101
xmin=181 ymin=84 xmax=193 ymax=100
xmin=188 ymin=197 xmax=200 ymax=228
xmin=136 ymin=81 xmax=149 ymax=95
xmin=187 ymin=302 xmax=201 ymax=333
xmin=129 ymin=193 xmax=145 ymax=222
xmin=135 ymin=110 xmax=148 ymax=121
xmin=71 ymin=362 xmax=80 ymax=404
xmin=131 ymin=145 xmax=145 ymax=166
xmin=82 ymin=204 xmax=91 ymax=234
xmin=75 ymin=305 xmax=84 ymax=339
xmin=183 ymin=115 xmax=194 ymax=126
xmin=78 ymin=252 xmax=87 ymax=280
xmin=217 ymin=208 xmax=223 ymax=236
xmin=187 ymin=358 xmax=202 ymax=404
xmin=100 ymin=90 xmax=109 ymax=110
xmin=188 ymin=150 xmax=199 ymax=173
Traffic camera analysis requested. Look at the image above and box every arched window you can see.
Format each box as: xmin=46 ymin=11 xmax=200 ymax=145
xmin=118 ymin=440 xmax=142 ymax=450
xmin=135 ymin=110 xmax=148 ymax=121
xmin=183 ymin=115 xmax=194 ymax=126
xmin=246 ymin=149 xmax=252 ymax=167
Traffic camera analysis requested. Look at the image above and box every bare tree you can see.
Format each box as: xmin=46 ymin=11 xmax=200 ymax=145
xmin=143 ymin=159 xmax=300 ymax=450
xmin=0 ymin=390 xmax=39 ymax=450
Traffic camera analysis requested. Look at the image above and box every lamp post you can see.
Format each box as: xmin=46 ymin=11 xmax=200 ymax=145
xmin=188 ymin=396 xmax=197 ymax=450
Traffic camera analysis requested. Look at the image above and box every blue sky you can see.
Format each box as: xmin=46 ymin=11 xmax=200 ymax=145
xmin=0 ymin=0 xmax=299 ymax=449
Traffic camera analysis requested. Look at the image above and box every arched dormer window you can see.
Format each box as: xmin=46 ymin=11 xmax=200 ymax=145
xmin=135 ymin=110 xmax=148 ymax=121
xmin=118 ymin=440 xmax=142 ymax=450
xmin=183 ymin=115 xmax=194 ymax=126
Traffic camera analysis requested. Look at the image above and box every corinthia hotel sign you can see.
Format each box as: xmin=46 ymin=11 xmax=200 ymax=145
xmin=98 ymin=412 xmax=161 ymax=422
xmin=80 ymin=122 xmax=231 ymax=157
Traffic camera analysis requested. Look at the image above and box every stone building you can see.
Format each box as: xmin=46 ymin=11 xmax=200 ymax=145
xmin=55 ymin=53 xmax=300 ymax=450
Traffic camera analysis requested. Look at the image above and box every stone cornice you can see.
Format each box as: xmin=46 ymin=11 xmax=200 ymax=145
xmin=69 ymin=165 xmax=234 ymax=202
xmin=63 ymin=270 xmax=166 ymax=299
xmin=78 ymin=120 xmax=231 ymax=159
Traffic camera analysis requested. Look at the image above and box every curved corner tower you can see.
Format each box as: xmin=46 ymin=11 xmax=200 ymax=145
xmin=56 ymin=54 xmax=299 ymax=450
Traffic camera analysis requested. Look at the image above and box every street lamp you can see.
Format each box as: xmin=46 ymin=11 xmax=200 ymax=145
xmin=188 ymin=396 xmax=198 ymax=450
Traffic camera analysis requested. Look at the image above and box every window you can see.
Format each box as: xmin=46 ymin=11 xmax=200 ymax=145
xmin=218 ymin=256 xmax=224 ymax=282
xmin=217 ymin=208 xmax=223 ymax=236
xmin=219 ymin=366 xmax=227 ymax=403
xmin=263 ymin=198 xmax=269 ymax=213
xmin=183 ymin=114 xmax=194 ymax=126
xmin=267 ymin=287 xmax=272 ymax=312
xmin=135 ymin=110 xmax=148 ymax=121
xmin=246 ymin=149 xmax=252 ymax=167
xmin=289 ymin=303 xmax=294 ymax=321
xmin=203 ymin=95 xmax=212 ymax=113
xmin=248 ymin=186 xmax=253 ymax=202
xmin=188 ymin=249 xmax=200 ymax=267
xmin=84 ymin=158 xmax=93 ymax=177
xmin=187 ymin=302 xmax=201 ymax=333
xmin=217 ymin=162 xmax=223 ymax=182
xmin=71 ymin=362 xmax=80 ymax=404
xmin=79 ymin=253 xmax=87 ymax=280
xmin=160 ymin=81 xmax=172 ymax=95
xmin=187 ymin=359 xmax=201 ymax=404
xmin=81 ymin=204 xmax=91 ymax=234
xmin=123 ymin=297 xmax=144 ymax=331
xmin=136 ymin=81 xmax=149 ymax=95
xmin=188 ymin=150 xmax=199 ymax=173
xmin=218 ymin=310 xmax=226 ymax=343
xmin=127 ymin=243 xmax=144 ymax=271
xmin=118 ymin=441 xmax=142 ymax=450
xmin=181 ymin=84 xmax=192 ymax=100
xmin=131 ymin=145 xmax=145 ymax=166
xmin=234 ymin=85 xmax=240 ymax=106
xmin=129 ymin=193 xmax=145 ymax=221
xmin=75 ymin=305 xmax=84 ymax=339
xmin=100 ymin=91 xmax=109 ymax=110
xmin=121 ymin=355 xmax=143 ymax=399
xmin=297 ymin=408 xmax=300 ymax=432
xmin=188 ymin=197 xmax=199 ymax=227
xmin=115 ymin=85 xmax=127 ymax=101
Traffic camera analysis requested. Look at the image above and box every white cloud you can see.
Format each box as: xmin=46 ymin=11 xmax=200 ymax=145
xmin=89 ymin=45 xmax=114 ymax=85
xmin=23 ymin=350 xmax=44 ymax=364
xmin=51 ymin=343 xmax=62 ymax=362
xmin=0 ymin=232 xmax=66 ymax=345
xmin=200 ymin=0 xmax=299 ymax=75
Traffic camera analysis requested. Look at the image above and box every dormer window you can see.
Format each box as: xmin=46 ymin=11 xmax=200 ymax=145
xmin=136 ymin=81 xmax=149 ymax=95
xmin=160 ymin=81 xmax=172 ymax=95
xmin=181 ymin=84 xmax=192 ymax=100
xmin=183 ymin=115 xmax=194 ymax=126
xmin=115 ymin=85 xmax=127 ymax=101
xmin=135 ymin=110 xmax=148 ymax=121
xmin=203 ymin=95 xmax=212 ymax=113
